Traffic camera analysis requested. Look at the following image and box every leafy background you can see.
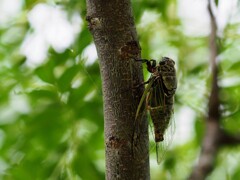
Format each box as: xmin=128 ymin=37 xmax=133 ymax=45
xmin=0 ymin=0 xmax=240 ymax=179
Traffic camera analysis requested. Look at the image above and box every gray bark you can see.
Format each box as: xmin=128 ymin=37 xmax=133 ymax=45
xmin=86 ymin=0 xmax=150 ymax=179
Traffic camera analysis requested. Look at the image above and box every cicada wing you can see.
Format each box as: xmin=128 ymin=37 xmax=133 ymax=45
xmin=135 ymin=78 xmax=155 ymax=121
xmin=133 ymin=78 xmax=155 ymax=160
xmin=134 ymin=77 xmax=155 ymax=142
xmin=148 ymin=115 xmax=158 ymax=152
xmin=140 ymin=113 xmax=162 ymax=162
xmin=156 ymin=110 xmax=176 ymax=164
xmin=147 ymin=77 xmax=176 ymax=164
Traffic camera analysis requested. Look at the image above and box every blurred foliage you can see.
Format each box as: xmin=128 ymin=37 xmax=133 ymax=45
xmin=0 ymin=0 xmax=240 ymax=179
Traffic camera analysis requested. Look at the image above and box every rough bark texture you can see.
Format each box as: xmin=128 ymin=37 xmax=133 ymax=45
xmin=86 ymin=1 xmax=150 ymax=179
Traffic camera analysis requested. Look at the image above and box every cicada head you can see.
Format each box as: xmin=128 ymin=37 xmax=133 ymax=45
xmin=159 ymin=57 xmax=177 ymax=94
xmin=159 ymin=57 xmax=175 ymax=71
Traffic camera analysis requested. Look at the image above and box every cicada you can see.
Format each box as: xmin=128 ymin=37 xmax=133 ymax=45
xmin=134 ymin=57 xmax=177 ymax=164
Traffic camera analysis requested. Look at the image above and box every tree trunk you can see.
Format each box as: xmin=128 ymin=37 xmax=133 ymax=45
xmin=86 ymin=0 xmax=150 ymax=179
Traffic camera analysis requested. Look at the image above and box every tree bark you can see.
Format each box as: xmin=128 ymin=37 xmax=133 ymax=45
xmin=86 ymin=1 xmax=150 ymax=179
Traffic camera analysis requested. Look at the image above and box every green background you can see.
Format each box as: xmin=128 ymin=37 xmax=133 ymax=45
xmin=0 ymin=0 xmax=240 ymax=179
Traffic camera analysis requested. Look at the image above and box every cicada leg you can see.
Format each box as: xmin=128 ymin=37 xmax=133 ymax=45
xmin=133 ymin=57 xmax=157 ymax=73
xmin=133 ymin=80 xmax=150 ymax=90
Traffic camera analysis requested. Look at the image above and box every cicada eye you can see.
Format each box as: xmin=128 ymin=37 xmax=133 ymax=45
xmin=159 ymin=61 xmax=165 ymax=65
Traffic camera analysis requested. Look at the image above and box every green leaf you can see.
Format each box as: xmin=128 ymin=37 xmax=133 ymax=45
xmin=57 ymin=65 xmax=79 ymax=92
xmin=29 ymin=88 xmax=58 ymax=100
xmin=75 ymin=27 xmax=92 ymax=55
xmin=35 ymin=62 xmax=55 ymax=84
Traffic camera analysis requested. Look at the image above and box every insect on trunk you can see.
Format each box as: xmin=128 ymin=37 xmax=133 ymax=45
xmin=135 ymin=57 xmax=177 ymax=163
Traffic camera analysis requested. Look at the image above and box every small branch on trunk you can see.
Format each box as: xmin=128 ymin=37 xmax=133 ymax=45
xmin=219 ymin=131 xmax=240 ymax=146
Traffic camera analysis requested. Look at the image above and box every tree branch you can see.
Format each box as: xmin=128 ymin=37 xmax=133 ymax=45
xmin=189 ymin=1 xmax=221 ymax=179
xmin=219 ymin=131 xmax=240 ymax=146
xmin=189 ymin=1 xmax=240 ymax=179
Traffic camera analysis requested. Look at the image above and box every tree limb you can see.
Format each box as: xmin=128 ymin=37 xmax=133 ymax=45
xmin=219 ymin=131 xmax=240 ymax=146
xmin=189 ymin=1 xmax=240 ymax=179
xmin=189 ymin=1 xmax=221 ymax=179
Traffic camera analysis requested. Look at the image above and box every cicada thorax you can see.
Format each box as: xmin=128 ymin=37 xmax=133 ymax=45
xmin=159 ymin=57 xmax=177 ymax=96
